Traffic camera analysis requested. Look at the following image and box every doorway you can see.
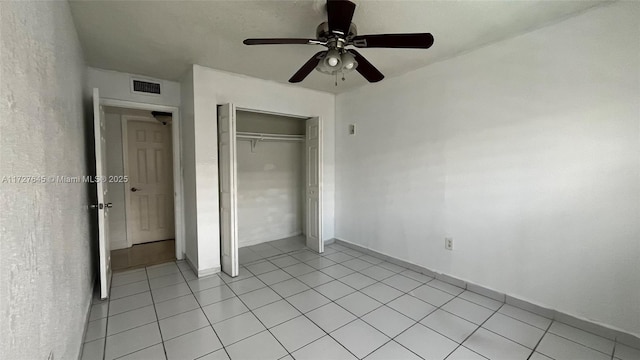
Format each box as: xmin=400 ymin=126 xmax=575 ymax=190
xmin=217 ymin=104 xmax=323 ymax=277
xmin=103 ymin=106 xmax=176 ymax=270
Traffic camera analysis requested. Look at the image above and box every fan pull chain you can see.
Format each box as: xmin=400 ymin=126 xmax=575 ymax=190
xmin=335 ymin=73 xmax=338 ymax=86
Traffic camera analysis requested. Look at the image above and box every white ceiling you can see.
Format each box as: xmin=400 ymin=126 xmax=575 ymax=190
xmin=69 ymin=0 xmax=605 ymax=94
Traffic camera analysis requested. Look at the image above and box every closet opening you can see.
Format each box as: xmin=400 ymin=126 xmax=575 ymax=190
xmin=217 ymin=104 xmax=323 ymax=277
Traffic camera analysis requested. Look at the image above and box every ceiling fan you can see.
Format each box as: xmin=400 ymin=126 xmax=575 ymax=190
xmin=243 ymin=0 xmax=434 ymax=84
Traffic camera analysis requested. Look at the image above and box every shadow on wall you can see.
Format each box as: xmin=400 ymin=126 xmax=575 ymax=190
xmin=83 ymin=91 xmax=98 ymax=284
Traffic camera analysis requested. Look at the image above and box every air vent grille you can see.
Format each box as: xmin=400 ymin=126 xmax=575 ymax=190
xmin=132 ymin=80 xmax=161 ymax=94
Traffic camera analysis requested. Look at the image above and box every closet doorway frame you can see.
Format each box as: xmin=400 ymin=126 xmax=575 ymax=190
xmin=218 ymin=104 xmax=324 ymax=278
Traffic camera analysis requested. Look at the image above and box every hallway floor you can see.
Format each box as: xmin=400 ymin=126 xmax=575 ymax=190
xmin=82 ymin=239 xmax=637 ymax=360
xmin=111 ymin=239 xmax=176 ymax=271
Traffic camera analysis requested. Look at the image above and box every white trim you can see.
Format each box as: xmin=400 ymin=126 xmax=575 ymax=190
xmin=218 ymin=106 xmax=324 ymax=260
xmin=316 ymin=116 xmax=324 ymax=253
xmin=186 ymin=255 xmax=220 ymax=278
xmin=100 ymin=98 xmax=185 ymax=261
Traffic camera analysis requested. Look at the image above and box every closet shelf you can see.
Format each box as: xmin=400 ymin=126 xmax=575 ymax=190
xmin=236 ymin=131 xmax=305 ymax=142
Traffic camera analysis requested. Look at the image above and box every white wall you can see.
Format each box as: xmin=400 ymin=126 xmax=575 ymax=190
xmin=0 ymin=2 xmax=92 ymax=359
xmin=335 ymin=2 xmax=640 ymax=336
xmin=236 ymin=110 xmax=306 ymax=135
xmin=237 ymin=141 xmax=304 ymax=246
xmin=183 ymin=65 xmax=336 ymax=273
xmin=180 ymin=68 xmax=199 ymax=268
xmin=86 ymin=67 xmax=180 ymax=107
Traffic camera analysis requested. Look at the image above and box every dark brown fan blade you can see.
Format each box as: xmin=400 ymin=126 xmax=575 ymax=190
xmin=244 ymin=38 xmax=316 ymax=45
xmin=349 ymin=50 xmax=384 ymax=83
xmin=351 ymin=33 xmax=434 ymax=49
xmin=327 ymin=0 xmax=356 ymax=35
xmin=289 ymin=51 xmax=327 ymax=83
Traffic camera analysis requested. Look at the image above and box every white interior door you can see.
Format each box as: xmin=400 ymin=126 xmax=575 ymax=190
xmin=305 ymin=117 xmax=323 ymax=253
xmin=93 ymin=88 xmax=112 ymax=299
xmin=218 ymin=104 xmax=239 ymax=277
xmin=126 ymin=119 xmax=175 ymax=245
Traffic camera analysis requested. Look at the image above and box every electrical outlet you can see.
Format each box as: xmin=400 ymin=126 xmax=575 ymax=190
xmin=445 ymin=237 xmax=453 ymax=250
xmin=348 ymin=124 xmax=356 ymax=135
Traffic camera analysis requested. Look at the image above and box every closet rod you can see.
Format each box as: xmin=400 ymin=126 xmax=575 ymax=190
xmin=236 ymin=131 xmax=305 ymax=142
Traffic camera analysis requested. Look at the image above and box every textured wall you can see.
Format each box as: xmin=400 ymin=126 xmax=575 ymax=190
xmin=0 ymin=2 xmax=93 ymax=359
xmin=335 ymin=2 xmax=640 ymax=336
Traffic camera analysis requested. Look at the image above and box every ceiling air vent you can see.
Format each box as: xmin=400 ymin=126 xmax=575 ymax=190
xmin=131 ymin=78 xmax=161 ymax=95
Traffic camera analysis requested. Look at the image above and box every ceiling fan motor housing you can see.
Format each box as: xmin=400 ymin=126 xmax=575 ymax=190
xmin=316 ymin=21 xmax=358 ymax=43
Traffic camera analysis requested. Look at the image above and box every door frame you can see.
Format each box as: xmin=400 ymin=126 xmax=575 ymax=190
xmin=121 ymin=114 xmax=176 ymax=248
xmin=101 ymin=98 xmax=185 ymax=261
xmin=221 ymin=105 xmax=324 ymax=257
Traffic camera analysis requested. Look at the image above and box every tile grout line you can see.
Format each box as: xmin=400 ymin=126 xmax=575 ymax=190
xmin=385 ymin=289 xmax=476 ymax=360
xmin=102 ymin=293 xmax=110 ymax=360
xmin=240 ymin=246 xmax=372 ymax=357
xmin=103 ymin=268 xmax=165 ymax=360
xmin=242 ymin=245 xmax=394 ymax=358
xmin=175 ymin=261 xmax=233 ymax=360
xmin=247 ymin=270 xmax=363 ymax=359
xmin=218 ymin=278 xmax=298 ymax=359
xmin=526 ymin=318 xmax=555 ymax=360
xmin=441 ymin=301 xmax=505 ymax=360
xmin=144 ymin=266 xmax=168 ymax=360
xmin=262 ymin=243 xmax=482 ymax=359
xmin=257 ymin=245 xmax=440 ymax=359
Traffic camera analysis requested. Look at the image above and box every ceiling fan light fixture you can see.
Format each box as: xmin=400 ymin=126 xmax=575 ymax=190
xmin=341 ymin=51 xmax=357 ymax=72
xmin=323 ymin=49 xmax=342 ymax=69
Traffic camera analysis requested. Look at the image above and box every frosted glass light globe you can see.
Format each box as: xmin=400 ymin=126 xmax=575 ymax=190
xmin=328 ymin=57 xmax=339 ymax=67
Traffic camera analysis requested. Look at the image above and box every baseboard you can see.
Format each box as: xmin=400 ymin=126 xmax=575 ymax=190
xmin=197 ymin=266 xmax=221 ymax=277
xmin=184 ymin=255 xmax=221 ymax=278
xmin=323 ymin=238 xmax=336 ymax=245
xmin=239 ymin=232 xmax=304 ymax=248
xmin=332 ymin=238 xmax=640 ymax=349
xmin=77 ymin=278 xmax=96 ymax=360
xmin=185 ymin=256 xmax=199 ymax=276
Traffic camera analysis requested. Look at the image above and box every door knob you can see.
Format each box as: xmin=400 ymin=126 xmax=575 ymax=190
xmin=131 ymin=187 xmax=140 ymax=192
